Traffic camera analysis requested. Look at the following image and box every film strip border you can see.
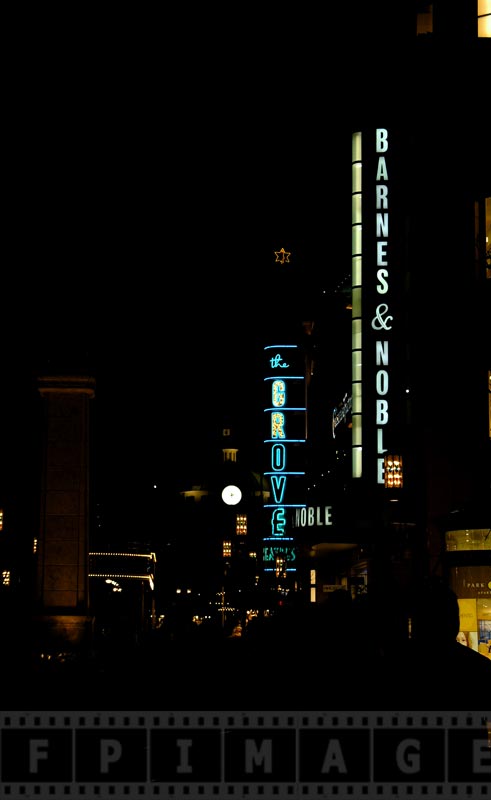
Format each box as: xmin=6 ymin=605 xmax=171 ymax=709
xmin=0 ymin=711 xmax=489 ymax=799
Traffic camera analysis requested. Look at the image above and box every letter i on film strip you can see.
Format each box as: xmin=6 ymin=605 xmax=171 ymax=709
xmin=0 ymin=710 xmax=490 ymax=798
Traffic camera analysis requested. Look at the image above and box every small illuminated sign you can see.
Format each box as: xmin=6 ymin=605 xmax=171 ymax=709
xmin=291 ymin=506 xmax=333 ymax=528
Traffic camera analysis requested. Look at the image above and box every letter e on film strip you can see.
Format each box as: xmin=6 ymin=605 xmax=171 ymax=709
xmin=0 ymin=710 xmax=490 ymax=798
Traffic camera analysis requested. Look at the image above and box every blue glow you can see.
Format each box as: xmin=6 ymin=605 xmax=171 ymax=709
xmin=271 ymin=443 xmax=286 ymax=471
xmin=271 ymin=411 xmax=285 ymax=439
xmin=263 ymin=543 xmax=296 ymax=563
xmin=263 ymin=537 xmax=295 ymax=542
xmin=264 ymin=407 xmax=306 ymax=412
xmin=271 ymin=474 xmax=286 ymax=504
xmin=264 ymin=471 xmax=305 ymax=476
xmin=263 ymin=340 xmax=306 ymax=581
xmin=263 ymin=568 xmax=297 ymax=572
xmin=264 ymin=504 xmax=306 ymax=508
xmin=264 ymin=376 xmax=305 ymax=381
xmin=264 ymin=439 xmax=306 ymax=444
xmin=272 ymin=379 xmax=286 ymax=408
xmin=264 ymin=345 xmax=298 ymax=350
xmin=271 ymin=507 xmax=286 ymax=536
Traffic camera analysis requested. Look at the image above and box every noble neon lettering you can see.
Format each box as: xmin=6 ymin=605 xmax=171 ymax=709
xmin=376 ymin=400 xmax=389 ymax=425
xmin=376 ymin=127 xmax=389 ymax=153
xmin=294 ymin=506 xmax=333 ymax=527
xmin=377 ymin=268 xmax=389 ymax=293
xmin=376 ymin=211 xmax=389 ymax=237
xmin=376 ymin=340 xmax=389 ymax=366
xmin=377 ymin=241 xmax=388 ymax=265
xmin=376 ymin=370 xmax=389 ymax=395
xmin=374 ymin=127 xmax=392 ymax=483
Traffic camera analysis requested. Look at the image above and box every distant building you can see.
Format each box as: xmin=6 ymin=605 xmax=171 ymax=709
xmin=172 ymin=425 xmax=269 ymax=632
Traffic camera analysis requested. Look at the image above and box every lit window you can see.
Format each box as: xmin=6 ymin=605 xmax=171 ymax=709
xmin=486 ymin=197 xmax=491 ymax=279
xmin=488 ymin=371 xmax=491 ymax=439
xmin=475 ymin=196 xmax=491 ymax=280
xmin=275 ymin=556 xmax=286 ymax=579
xmin=236 ymin=514 xmax=247 ymax=535
xmin=0 ymin=509 xmax=3 ymax=531
xmin=478 ymin=0 xmax=491 ymax=36
xmin=384 ymin=454 xmax=404 ymax=488
xmin=223 ymin=541 xmax=232 ymax=558
xmin=416 ymin=2 xmax=433 ymax=35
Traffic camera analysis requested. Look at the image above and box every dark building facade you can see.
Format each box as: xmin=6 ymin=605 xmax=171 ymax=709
xmin=155 ymin=3 xmax=491 ymax=648
xmin=171 ymin=424 xmax=268 ymax=633
xmin=257 ymin=2 xmax=490 ymax=655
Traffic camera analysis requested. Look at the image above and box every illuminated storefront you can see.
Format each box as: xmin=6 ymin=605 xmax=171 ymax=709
xmin=88 ymin=551 xmax=157 ymax=642
xmin=291 ymin=503 xmax=358 ymax=602
xmin=445 ymin=530 xmax=491 ymax=659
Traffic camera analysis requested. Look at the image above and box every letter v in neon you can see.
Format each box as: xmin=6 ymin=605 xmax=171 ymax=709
xmin=271 ymin=475 xmax=286 ymax=504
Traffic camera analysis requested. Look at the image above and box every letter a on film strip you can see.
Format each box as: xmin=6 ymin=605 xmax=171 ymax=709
xmin=0 ymin=710 xmax=490 ymax=798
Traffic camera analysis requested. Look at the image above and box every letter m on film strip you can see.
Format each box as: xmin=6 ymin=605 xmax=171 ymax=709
xmin=0 ymin=711 xmax=489 ymax=797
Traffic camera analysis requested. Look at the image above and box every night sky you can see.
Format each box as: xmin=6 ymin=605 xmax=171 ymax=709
xmin=6 ymin=119 xmax=351 ymax=463
xmin=3 ymin=6 xmax=412 ymax=530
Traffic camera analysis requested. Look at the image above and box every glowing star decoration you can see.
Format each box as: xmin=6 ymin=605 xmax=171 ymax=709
xmin=274 ymin=247 xmax=291 ymax=264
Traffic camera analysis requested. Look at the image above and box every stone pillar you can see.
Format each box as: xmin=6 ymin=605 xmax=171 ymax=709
xmin=33 ymin=374 xmax=96 ymax=654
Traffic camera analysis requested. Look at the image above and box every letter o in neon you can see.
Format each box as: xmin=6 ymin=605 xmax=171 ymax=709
xmin=271 ymin=443 xmax=286 ymax=471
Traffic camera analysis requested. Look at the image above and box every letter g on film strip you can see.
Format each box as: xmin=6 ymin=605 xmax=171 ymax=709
xmin=0 ymin=710 xmax=490 ymax=798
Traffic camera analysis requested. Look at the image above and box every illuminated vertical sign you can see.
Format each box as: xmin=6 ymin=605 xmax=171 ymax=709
xmin=351 ymin=132 xmax=363 ymax=478
xmin=263 ymin=344 xmax=305 ymax=574
xmin=372 ymin=128 xmax=393 ymax=485
xmin=352 ymin=127 xmax=399 ymax=485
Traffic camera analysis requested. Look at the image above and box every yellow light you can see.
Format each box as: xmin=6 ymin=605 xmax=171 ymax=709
xmin=384 ymin=454 xmax=403 ymax=488
xmin=274 ymin=247 xmax=291 ymax=264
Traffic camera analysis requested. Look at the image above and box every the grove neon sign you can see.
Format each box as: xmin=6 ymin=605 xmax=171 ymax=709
xmin=263 ymin=344 xmax=305 ymax=573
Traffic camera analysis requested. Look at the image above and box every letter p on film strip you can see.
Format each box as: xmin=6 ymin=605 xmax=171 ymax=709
xmin=0 ymin=710 xmax=490 ymax=798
